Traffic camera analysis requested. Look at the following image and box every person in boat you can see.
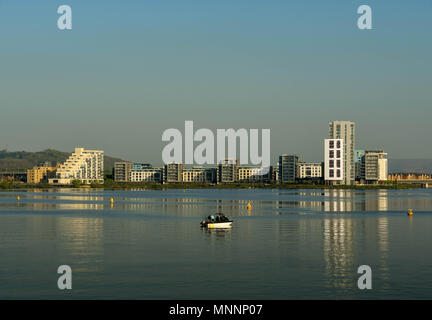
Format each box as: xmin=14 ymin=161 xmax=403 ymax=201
xmin=219 ymin=213 xmax=228 ymax=222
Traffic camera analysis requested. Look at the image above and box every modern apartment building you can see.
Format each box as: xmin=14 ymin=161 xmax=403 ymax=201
xmin=329 ymin=121 xmax=355 ymax=185
xmin=114 ymin=161 xmax=133 ymax=182
xmin=164 ymin=163 xmax=184 ymax=183
xmin=48 ymin=148 xmax=104 ymax=184
xmin=238 ymin=166 xmax=273 ymax=183
xmin=278 ymin=154 xmax=299 ymax=183
xmin=182 ymin=167 xmax=208 ymax=183
xmin=360 ymin=150 xmax=388 ymax=183
xmin=296 ymin=162 xmax=323 ymax=180
xmin=27 ymin=165 xmax=57 ymax=184
xmin=130 ymin=166 xmax=162 ymax=183
xmin=324 ymin=139 xmax=344 ymax=183
xmin=217 ymin=159 xmax=238 ymax=183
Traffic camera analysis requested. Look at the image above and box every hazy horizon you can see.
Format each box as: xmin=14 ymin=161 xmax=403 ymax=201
xmin=1 ymin=1 xmax=431 ymax=164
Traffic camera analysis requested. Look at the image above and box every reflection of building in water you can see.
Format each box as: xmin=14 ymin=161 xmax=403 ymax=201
xmin=323 ymin=218 xmax=355 ymax=289
xmin=377 ymin=217 xmax=389 ymax=284
xmin=323 ymin=190 xmax=354 ymax=212
xmin=322 ymin=190 xmax=389 ymax=212
xmin=322 ymin=216 xmax=390 ymax=290
xmin=121 ymin=197 xmax=252 ymax=217
xmin=56 ymin=217 xmax=105 ymax=272
xmin=364 ymin=190 xmax=388 ymax=211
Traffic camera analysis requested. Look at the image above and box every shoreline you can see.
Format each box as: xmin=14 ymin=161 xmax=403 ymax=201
xmin=0 ymin=181 xmax=425 ymax=191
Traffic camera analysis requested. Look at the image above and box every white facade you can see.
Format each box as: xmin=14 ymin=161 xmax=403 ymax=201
xmin=238 ymin=166 xmax=271 ymax=182
xmin=49 ymin=148 xmax=104 ymax=184
xmin=296 ymin=163 xmax=323 ymax=179
xmin=130 ymin=168 xmax=162 ymax=183
xmin=324 ymin=139 xmax=344 ymax=182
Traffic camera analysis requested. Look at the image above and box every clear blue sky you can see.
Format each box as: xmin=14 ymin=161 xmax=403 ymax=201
xmin=0 ymin=0 xmax=431 ymax=163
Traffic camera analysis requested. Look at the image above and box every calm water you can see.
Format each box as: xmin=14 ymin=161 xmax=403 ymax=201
xmin=0 ymin=188 xmax=431 ymax=299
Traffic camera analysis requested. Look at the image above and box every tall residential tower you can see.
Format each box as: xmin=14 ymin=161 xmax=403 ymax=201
xmin=329 ymin=121 xmax=355 ymax=185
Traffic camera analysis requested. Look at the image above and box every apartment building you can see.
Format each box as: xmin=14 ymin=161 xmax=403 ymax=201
xmin=114 ymin=162 xmax=133 ymax=182
xmin=164 ymin=163 xmax=184 ymax=183
xmin=329 ymin=121 xmax=355 ymax=185
xmin=296 ymin=162 xmax=323 ymax=180
xmin=360 ymin=150 xmax=388 ymax=183
xmin=278 ymin=154 xmax=299 ymax=183
xmin=130 ymin=166 xmax=162 ymax=183
xmin=324 ymin=139 xmax=344 ymax=184
xmin=238 ymin=166 xmax=272 ymax=183
xmin=49 ymin=148 xmax=104 ymax=184
xmin=217 ymin=159 xmax=238 ymax=183
xmin=182 ymin=167 xmax=207 ymax=183
xmin=27 ymin=165 xmax=57 ymax=184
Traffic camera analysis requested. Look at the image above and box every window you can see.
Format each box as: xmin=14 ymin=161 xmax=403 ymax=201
xmin=329 ymin=150 xmax=334 ymax=158
xmin=329 ymin=160 xmax=334 ymax=168
xmin=337 ymin=170 xmax=341 ymax=178
xmin=329 ymin=170 xmax=334 ymax=178
xmin=337 ymin=160 xmax=341 ymax=168
xmin=329 ymin=140 xmax=334 ymax=148
xmin=337 ymin=150 xmax=341 ymax=158
xmin=337 ymin=140 xmax=341 ymax=148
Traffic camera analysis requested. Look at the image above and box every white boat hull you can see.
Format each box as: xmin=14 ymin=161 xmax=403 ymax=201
xmin=206 ymin=222 xmax=232 ymax=229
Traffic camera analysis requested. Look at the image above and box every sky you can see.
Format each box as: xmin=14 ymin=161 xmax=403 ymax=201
xmin=0 ymin=0 xmax=431 ymax=164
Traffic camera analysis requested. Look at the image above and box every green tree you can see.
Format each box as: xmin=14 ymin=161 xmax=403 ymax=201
xmin=71 ymin=179 xmax=82 ymax=188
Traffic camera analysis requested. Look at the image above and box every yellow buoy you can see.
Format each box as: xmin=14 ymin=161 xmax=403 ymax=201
xmin=110 ymin=197 xmax=114 ymax=204
xmin=247 ymin=201 xmax=252 ymax=210
xmin=407 ymin=209 xmax=414 ymax=216
xmin=17 ymin=196 xmax=20 ymax=201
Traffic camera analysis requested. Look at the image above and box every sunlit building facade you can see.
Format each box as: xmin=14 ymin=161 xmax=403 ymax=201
xmin=49 ymin=148 xmax=104 ymax=184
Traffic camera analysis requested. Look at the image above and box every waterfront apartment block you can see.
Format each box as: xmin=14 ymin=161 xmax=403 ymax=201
xmin=329 ymin=121 xmax=355 ymax=185
xmin=48 ymin=148 xmax=104 ymax=185
xmin=182 ymin=167 xmax=208 ymax=183
xmin=278 ymin=154 xmax=299 ymax=183
xmin=27 ymin=165 xmax=57 ymax=184
xmin=164 ymin=163 xmax=184 ymax=183
xmin=130 ymin=166 xmax=162 ymax=183
xmin=238 ymin=166 xmax=273 ymax=183
xmin=114 ymin=162 xmax=133 ymax=182
xmin=360 ymin=150 xmax=388 ymax=183
xmin=296 ymin=162 xmax=323 ymax=180
xmin=217 ymin=159 xmax=239 ymax=183
xmin=324 ymin=139 xmax=344 ymax=183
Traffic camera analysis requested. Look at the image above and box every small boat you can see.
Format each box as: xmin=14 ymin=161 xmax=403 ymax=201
xmin=200 ymin=213 xmax=233 ymax=229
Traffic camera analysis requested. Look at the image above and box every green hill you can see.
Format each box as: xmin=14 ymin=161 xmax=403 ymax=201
xmin=0 ymin=149 xmax=125 ymax=172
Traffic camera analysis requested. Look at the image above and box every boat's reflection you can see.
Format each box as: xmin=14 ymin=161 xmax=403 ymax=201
xmin=201 ymin=228 xmax=232 ymax=242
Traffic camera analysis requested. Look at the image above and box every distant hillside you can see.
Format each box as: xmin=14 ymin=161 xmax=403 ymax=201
xmin=389 ymin=159 xmax=432 ymax=174
xmin=0 ymin=149 xmax=125 ymax=171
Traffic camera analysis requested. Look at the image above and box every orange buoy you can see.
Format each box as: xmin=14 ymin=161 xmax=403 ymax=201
xmin=407 ymin=209 xmax=414 ymax=216
xmin=247 ymin=201 xmax=252 ymax=210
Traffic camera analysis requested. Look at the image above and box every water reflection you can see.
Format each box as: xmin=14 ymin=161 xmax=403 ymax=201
xmin=2 ymin=189 xmax=432 ymax=215
xmin=56 ymin=217 xmax=105 ymax=273
xmin=322 ymin=215 xmax=391 ymax=290
xmin=323 ymin=218 xmax=355 ymax=289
